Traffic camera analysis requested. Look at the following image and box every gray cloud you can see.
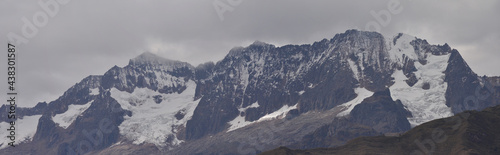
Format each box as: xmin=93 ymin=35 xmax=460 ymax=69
xmin=1 ymin=0 xmax=498 ymax=107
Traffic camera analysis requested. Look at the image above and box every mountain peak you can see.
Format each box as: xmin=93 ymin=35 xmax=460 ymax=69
xmin=131 ymin=52 xmax=173 ymax=63
xmin=129 ymin=52 xmax=193 ymax=69
xmin=250 ymin=40 xmax=272 ymax=47
xmin=227 ymin=41 xmax=275 ymax=57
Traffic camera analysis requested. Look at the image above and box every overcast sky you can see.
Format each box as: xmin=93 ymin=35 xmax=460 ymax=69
xmin=1 ymin=0 xmax=499 ymax=107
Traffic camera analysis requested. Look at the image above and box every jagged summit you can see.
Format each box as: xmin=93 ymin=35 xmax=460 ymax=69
xmin=227 ymin=40 xmax=276 ymax=57
xmin=250 ymin=40 xmax=274 ymax=47
xmin=227 ymin=46 xmax=245 ymax=57
xmin=128 ymin=52 xmax=194 ymax=69
xmin=130 ymin=52 xmax=176 ymax=65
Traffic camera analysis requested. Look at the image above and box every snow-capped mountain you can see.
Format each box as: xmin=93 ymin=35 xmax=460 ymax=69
xmin=1 ymin=30 xmax=498 ymax=155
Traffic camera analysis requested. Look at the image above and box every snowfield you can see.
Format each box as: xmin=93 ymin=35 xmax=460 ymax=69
xmin=110 ymin=80 xmax=200 ymax=148
xmin=227 ymin=101 xmax=260 ymax=132
xmin=52 ymin=100 xmax=94 ymax=129
xmin=387 ymin=34 xmax=453 ymax=127
xmin=389 ymin=54 xmax=452 ymax=127
xmin=0 ymin=115 xmax=42 ymax=149
xmin=336 ymin=87 xmax=374 ymax=117
xmin=89 ymin=88 xmax=100 ymax=95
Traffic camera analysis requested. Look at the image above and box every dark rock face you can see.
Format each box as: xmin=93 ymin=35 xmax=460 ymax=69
xmin=261 ymin=105 xmax=500 ymax=155
xmin=186 ymin=30 xmax=394 ymax=140
xmin=297 ymin=89 xmax=410 ymax=149
xmin=55 ymin=96 xmax=126 ymax=155
xmin=297 ymin=65 xmax=357 ymax=113
xmin=402 ymin=59 xmax=418 ymax=87
xmin=332 ymin=30 xmax=393 ymax=92
xmin=484 ymin=76 xmax=500 ymax=112
xmin=444 ymin=50 xmax=499 ymax=113
xmin=0 ymin=102 xmax=47 ymax=122
xmin=187 ymin=41 xmax=323 ymax=140
xmin=349 ymin=89 xmax=411 ymax=133
xmin=193 ymin=62 xmax=215 ymax=100
xmin=486 ymin=76 xmax=500 ymax=86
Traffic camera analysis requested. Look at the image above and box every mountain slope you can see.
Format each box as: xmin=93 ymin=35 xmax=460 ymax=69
xmin=260 ymin=104 xmax=500 ymax=155
xmin=291 ymin=89 xmax=411 ymax=149
xmin=0 ymin=52 xmax=196 ymax=154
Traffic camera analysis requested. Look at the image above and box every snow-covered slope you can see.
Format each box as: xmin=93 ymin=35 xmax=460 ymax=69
xmin=386 ymin=34 xmax=453 ymax=127
xmin=227 ymin=101 xmax=260 ymax=132
xmin=387 ymin=34 xmax=423 ymax=64
xmin=257 ymin=104 xmax=298 ymax=121
xmin=0 ymin=115 xmax=42 ymax=149
xmin=110 ymin=80 xmax=200 ymax=148
xmin=337 ymin=87 xmax=374 ymax=117
xmin=389 ymin=54 xmax=452 ymax=126
xmin=337 ymin=33 xmax=453 ymax=127
xmin=227 ymin=102 xmax=298 ymax=132
xmin=52 ymin=100 xmax=94 ymax=129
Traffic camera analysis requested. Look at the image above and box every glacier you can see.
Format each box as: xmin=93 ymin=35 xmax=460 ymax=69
xmin=110 ymin=80 xmax=200 ymax=148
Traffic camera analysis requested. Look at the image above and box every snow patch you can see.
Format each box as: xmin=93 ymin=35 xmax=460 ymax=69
xmin=110 ymin=80 xmax=200 ymax=148
xmin=298 ymin=90 xmax=305 ymax=95
xmin=228 ymin=103 xmax=297 ymax=132
xmin=89 ymin=88 xmax=99 ymax=95
xmin=336 ymin=87 xmax=374 ymax=117
xmin=307 ymin=83 xmax=315 ymax=88
xmin=348 ymin=59 xmax=360 ymax=81
xmin=257 ymin=104 xmax=297 ymax=122
xmin=52 ymin=100 xmax=93 ymax=129
xmin=247 ymin=102 xmax=260 ymax=109
xmin=0 ymin=115 xmax=42 ymax=149
xmin=227 ymin=101 xmax=260 ymax=132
